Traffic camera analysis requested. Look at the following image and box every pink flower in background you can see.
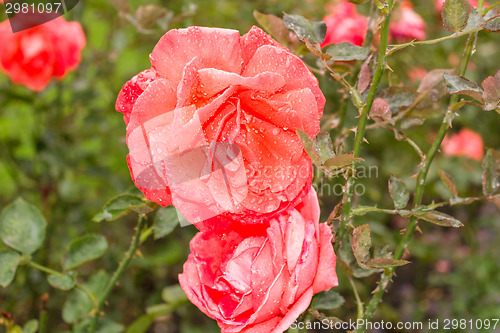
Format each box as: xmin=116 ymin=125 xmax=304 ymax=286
xmin=408 ymin=66 xmax=428 ymax=83
xmin=116 ymin=26 xmax=324 ymax=225
xmin=389 ymin=1 xmax=426 ymax=42
xmin=179 ymin=188 xmax=338 ymax=333
xmin=321 ymin=0 xmax=368 ymax=47
xmin=321 ymin=0 xmax=426 ymax=47
xmin=442 ymin=129 xmax=484 ymax=161
xmin=0 ymin=16 xmax=85 ymax=91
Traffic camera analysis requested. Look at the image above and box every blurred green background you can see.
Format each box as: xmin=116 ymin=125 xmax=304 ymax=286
xmin=1 ymin=0 xmax=499 ymax=332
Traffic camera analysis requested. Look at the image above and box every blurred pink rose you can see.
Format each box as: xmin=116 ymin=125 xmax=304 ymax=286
xmin=0 ymin=16 xmax=85 ymax=91
xmin=408 ymin=66 xmax=428 ymax=83
xmin=442 ymin=128 xmax=484 ymax=161
xmin=116 ymin=26 xmax=324 ymax=225
xmin=179 ymin=188 xmax=338 ymax=333
xmin=321 ymin=0 xmax=368 ymax=47
xmin=389 ymin=1 xmax=426 ymax=42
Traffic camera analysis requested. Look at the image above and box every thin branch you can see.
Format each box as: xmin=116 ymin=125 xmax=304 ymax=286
xmin=337 ymin=0 xmax=395 ymax=249
xmin=387 ymin=27 xmax=483 ymax=56
xmin=89 ymin=214 xmax=146 ymax=332
xmin=354 ymin=29 xmax=480 ymax=332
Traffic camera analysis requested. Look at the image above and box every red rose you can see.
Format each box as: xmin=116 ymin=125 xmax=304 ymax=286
xmin=179 ymin=188 xmax=338 ymax=333
xmin=0 ymin=15 xmax=85 ymax=91
xmin=321 ymin=0 xmax=368 ymax=47
xmin=389 ymin=1 xmax=426 ymax=42
xmin=116 ymin=26 xmax=324 ymax=225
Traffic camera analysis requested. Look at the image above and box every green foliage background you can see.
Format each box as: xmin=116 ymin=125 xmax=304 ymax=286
xmin=1 ymin=0 xmax=499 ymax=332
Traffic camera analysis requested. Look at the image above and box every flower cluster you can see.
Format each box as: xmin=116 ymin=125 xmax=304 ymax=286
xmin=116 ymin=26 xmax=338 ymax=332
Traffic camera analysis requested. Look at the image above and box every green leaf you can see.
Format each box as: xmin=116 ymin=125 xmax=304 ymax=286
xmin=296 ymin=129 xmax=322 ymax=166
xmin=366 ymin=257 xmax=409 ymax=268
xmin=463 ymin=9 xmax=485 ymax=30
xmin=283 ymin=13 xmax=326 ymax=44
xmin=312 ymin=291 xmax=345 ymax=310
xmin=126 ymin=315 xmax=154 ymax=333
xmin=441 ymin=0 xmax=472 ymax=32
xmin=351 ymin=224 xmax=371 ymax=269
xmin=373 ymin=243 xmax=391 ymax=259
xmin=0 ymin=198 xmax=47 ymax=255
xmin=297 ymin=130 xmax=358 ymax=176
xmin=438 ymin=169 xmax=458 ymax=197
xmin=416 ymin=69 xmax=451 ymax=107
xmin=412 ymin=210 xmax=464 ymax=227
xmin=325 ymin=42 xmax=370 ymax=62
xmin=389 ymin=176 xmax=410 ymax=210
xmin=443 ymin=73 xmax=484 ymax=102
xmin=0 ymin=249 xmax=21 ymax=287
xmin=370 ymin=98 xmax=394 ymax=125
xmin=253 ymin=10 xmax=290 ymax=45
xmin=74 ymin=318 xmax=124 ymax=333
xmin=483 ymin=16 xmax=500 ymax=32
xmin=23 ymin=319 xmax=38 ymax=333
xmin=62 ymin=270 xmax=108 ymax=324
xmin=92 ymin=194 xmax=147 ymax=222
xmin=314 ymin=132 xmax=336 ymax=163
xmin=8 ymin=326 xmax=23 ymax=333
xmin=161 ymin=285 xmax=188 ymax=304
xmin=482 ymin=148 xmax=500 ymax=196
xmin=324 ymin=154 xmax=363 ymax=170
xmin=62 ymin=290 xmax=94 ymax=324
xmin=481 ymin=70 xmax=500 ymax=111
xmin=358 ymin=56 xmax=372 ymax=93
xmin=375 ymin=87 xmax=418 ymax=113
xmin=48 ymin=274 xmax=76 ymax=291
xmin=400 ymin=117 xmax=425 ymax=130
xmin=63 ymin=234 xmax=108 ymax=270
xmin=154 ymin=207 xmax=179 ymax=240
xmin=417 ymin=69 xmax=450 ymax=94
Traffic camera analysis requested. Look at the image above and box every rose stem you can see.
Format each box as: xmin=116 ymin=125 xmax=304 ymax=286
xmin=336 ymin=0 xmax=395 ymax=248
xmin=336 ymin=0 xmax=377 ymax=135
xmin=89 ymin=214 xmax=146 ymax=332
xmin=354 ymin=8 xmax=482 ymax=332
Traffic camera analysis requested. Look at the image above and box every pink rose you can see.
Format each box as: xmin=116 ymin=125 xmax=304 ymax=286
xmin=0 ymin=15 xmax=85 ymax=91
xmin=408 ymin=66 xmax=428 ymax=83
xmin=116 ymin=26 xmax=324 ymax=225
xmin=179 ymin=188 xmax=338 ymax=333
xmin=442 ymin=128 xmax=484 ymax=161
xmin=389 ymin=1 xmax=426 ymax=42
xmin=321 ymin=0 xmax=368 ymax=47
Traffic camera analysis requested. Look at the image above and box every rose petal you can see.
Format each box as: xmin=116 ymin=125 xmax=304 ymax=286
xmin=242 ymin=45 xmax=325 ymax=111
xmin=150 ymin=26 xmax=243 ymax=85
xmin=271 ymin=287 xmax=314 ymax=333
xmin=198 ymin=68 xmax=285 ymax=98
xmin=312 ymin=223 xmax=338 ymax=293
xmin=116 ymin=69 xmax=158 ymax=124
xmin=126 ymin=78 xmax=177 ymax=135
xmin=240 ymin=26 xmax=285 ymax=68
